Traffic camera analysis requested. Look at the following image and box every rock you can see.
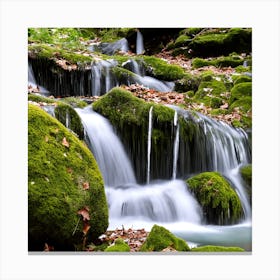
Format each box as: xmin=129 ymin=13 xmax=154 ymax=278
xmin=28 ymin=104 xmax=108 ymax=250
xmin=139 ymin=224 xmax=190 ymax=252
xmin=186 ymin=172 xmax=243 ymax=225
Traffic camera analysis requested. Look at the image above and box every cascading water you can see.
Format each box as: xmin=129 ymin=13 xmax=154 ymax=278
xmin=74 ymin=102 xmax=251 ymax=250
xmin=136 ymin=30 xmax=144 ymax=55
xmin=146 ymin=106 xmax=153 ymax=184
xmin=172 ymin=110 xmax=180 ymax=179
xmin=75 ymin=106 xmax=136 ymax=187
xmin=28 ymin=63 xmax=49 ymax=94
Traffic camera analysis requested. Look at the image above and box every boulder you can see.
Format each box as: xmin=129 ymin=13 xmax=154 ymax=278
xmin=140 ymin=224 xmax=190 ymax=252
xmin=186 ymin=172 xmax=243 ymax=225
xmin=28 ymin=104 xmax=108 ymax=250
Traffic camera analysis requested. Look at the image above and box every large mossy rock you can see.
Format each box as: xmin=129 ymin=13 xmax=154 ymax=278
xmin=93 ymin=87 xmax=175 ymax=183
xmin=28 ymin=104 xmax=108 ymax=251
xmin=191 ymin=245 xmax=245 ymax=252
xmin=140 ymin=224 xmax=190 ymax=252
xmin=186 ymin=172 xmax=243 ymax=225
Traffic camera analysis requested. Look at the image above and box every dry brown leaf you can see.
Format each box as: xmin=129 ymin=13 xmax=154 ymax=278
xmin=62 ymin=137 xmax=69 ymax=148
xmin=82 ymin=182 xmax=90 ymax=190
xmin=83 ymin=222 xmax=91 ymax=235
xmin=78 ymin=206 xmax=90 ymax=221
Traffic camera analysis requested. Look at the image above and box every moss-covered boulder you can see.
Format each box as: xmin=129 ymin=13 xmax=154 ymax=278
xmin=229 ymin=82 xmax=252 ymax=105
xmin=191 ymin=245 xmax=245 ymax=252
xmin=28 ymin=104 xmax=108 ymax=251
xmin=104 ymin=238 xmax=130 ymax=252
xmin=186 ymin=172 xmax=243 ymax=225
xmin=140 ymin=225 xmax=190 ymax=252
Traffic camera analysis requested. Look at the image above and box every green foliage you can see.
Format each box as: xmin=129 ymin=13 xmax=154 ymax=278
xmin=187 ymin=172 xmax=243 ymax=225
xmin=240 ymin=164 xmax=252 ymax=187
xmin=104 ymin=238 xmax=130 ymax=252
xmin=28 ymin=104 xmax=108 ymax=250
xmin=192 ymin=56 xmax=244 ymax=69
xmin=233 ymin=75 xmax=252 ymax=85
xmin=191 ymin=245 xmax=245 ymax=252
xmin=140 ymin=225 xmax=190 ymax=252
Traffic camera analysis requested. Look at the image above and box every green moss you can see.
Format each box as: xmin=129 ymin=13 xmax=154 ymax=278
xmin=104 ymin=238 xmax=130 ymax=252
xmin=188 ymin=28 xmax=251 ymax=57
xmin=137 ymin=56 xmax=185 ymax=81
xmin=229 ymin=96 xmax=252 ymax=113
xmin=28 ymin=44 xmax=93 ymax=65
xmin=229 ymin=82 xmax=252 ymax=104
xmin=240 ymin=164 xmax=252 ymax=187
xmin=93 ymin=87 xmax=174 ymax=128
xmin=191 ymin=245 xmax=245 ymax=252
xmin=54 ymin=103 xmax=84 ymax=139
xmin=193 ymin=79 xmax=227 ymax=106
xmin=28 ymin=94 xmax=56 ymax=104
xmin=174 ymin=73 xmax=200 ymax=93
xmin=140 ymin=225 xmax=190 ymax=252
xmin=233 ymin=75 xmax=252 ymax=85
xmin=187 ymin=172 xmax=243 ymax=225
xmin=210 ymin=108 xmax=227 ymax=116
xmin=192 ymin=56 xmax=244 ymax=69
xmin=28 ymin=104 xmax=108 ymax=250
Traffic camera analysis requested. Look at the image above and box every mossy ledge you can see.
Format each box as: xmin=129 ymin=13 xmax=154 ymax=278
xmin=186 ymin=172 xmax=243 ymax=225
xmin=140 ymin=224 xmax=190 ymax=252
xmin=104 ymin=238 xmax=130 ymax=252
xmin=28 ymin=104 xmax=108 ymax=251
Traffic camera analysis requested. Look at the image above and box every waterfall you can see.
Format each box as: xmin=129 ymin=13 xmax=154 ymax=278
xmin=75 ymin=106 xmax=136 ymax=187
xmin=172 ymin=111 xmax=180 ymax=179
xmin=107 ymin=179 xmax=202 ymax=223
xmin=65 ymin=110 xmax=70 ymax=129
xmin=28 ymin=62 xmax=49 ymax=94
xmin=146 ymin=106 xmax=153 ymax=184
xmin=136 ymin=30 xmax=144 ymax=55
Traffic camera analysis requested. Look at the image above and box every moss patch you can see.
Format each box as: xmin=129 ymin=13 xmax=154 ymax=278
xmin=59 ymin=97 xmax=88 ymax=108
xmin=104 ymin=238 xmax=130 ymax=252
xmin=140 ymin=225 xmax=190 ymax=252
xmin=191 ymin=245 xmax=245 ymax=252
xmin=28 ymin=94 xmax=55 ymax=104
xmin=187 ymin=172 xmax=243 ymax=225
xmin=28 ymin=104 xmax=108 ymax=250
xmin=229 ymin=82 xmax=252 ymax=105
xmin=240 ymin=164 xmax=252 ymax=187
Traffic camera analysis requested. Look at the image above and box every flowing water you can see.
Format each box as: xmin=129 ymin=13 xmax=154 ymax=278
xmin=172 ymin=110 xmax=180 ymax=179
xmin=28 ymin=63 xmax=49 ymax=94
xmin=146 ymin=106 xmax=153 ymax=184
xmin=136 ymin=30 xmax=145 ymax=55
xmin=76 ymin=105 xmax=252 ymax=250
xmin=75 ymin=106 xmax=136 ymax=187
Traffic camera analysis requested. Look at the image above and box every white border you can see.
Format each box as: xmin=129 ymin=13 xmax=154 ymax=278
xmin=1 ymin=0 xmax=280 ymax=279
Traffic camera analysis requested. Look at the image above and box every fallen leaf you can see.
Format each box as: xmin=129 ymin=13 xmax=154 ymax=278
xmin=45 ymin=136 xmax=49 ymax=142
xmin=78 ymin=206 xmax=90 ymax=221
xmin=62 ymin=137 xmax=69 ymax=148
xmin=82 ymin=182 xmax=90 ymax=190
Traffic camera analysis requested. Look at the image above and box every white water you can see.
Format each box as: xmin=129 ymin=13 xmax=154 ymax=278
xmin=76 ymin=104 xmax=252 ymax=250
xmin=136 ymin=30 xmax=144 ymax=55
xmin=28 ymin=63 xmax=49 ymax=94
xmin=172 ymin=111 xmax=180 ymax=179
xmin=75 ymin=106 xmax=136 ymax=187
xmin=146 ymin=106 xmax=153 ymax=184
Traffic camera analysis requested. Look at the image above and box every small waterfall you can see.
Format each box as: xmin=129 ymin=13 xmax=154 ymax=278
xmin=122 ymin=59 xmax=145 ymax=76
xmin=100 ymin=38 xmax=129 ymax=55
xmin=65 ymin=110 xmax=70 ymax=129
xmin=28 ymin=63 xmax=49 ymax=94
xmin=107 ymin=179 xmax=202 ymax=223
xmin=172 ymin=111 xmax=180 ymax=179
xmin=91 ymin=60 xmax=118 ymax=96
xmin=75 ymin=106 xmax=136 ymax=187
xmin=136 ymin=30 xmax=145 ymax=55
xmin=146 ymin=106 xmax=153 ymax=184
